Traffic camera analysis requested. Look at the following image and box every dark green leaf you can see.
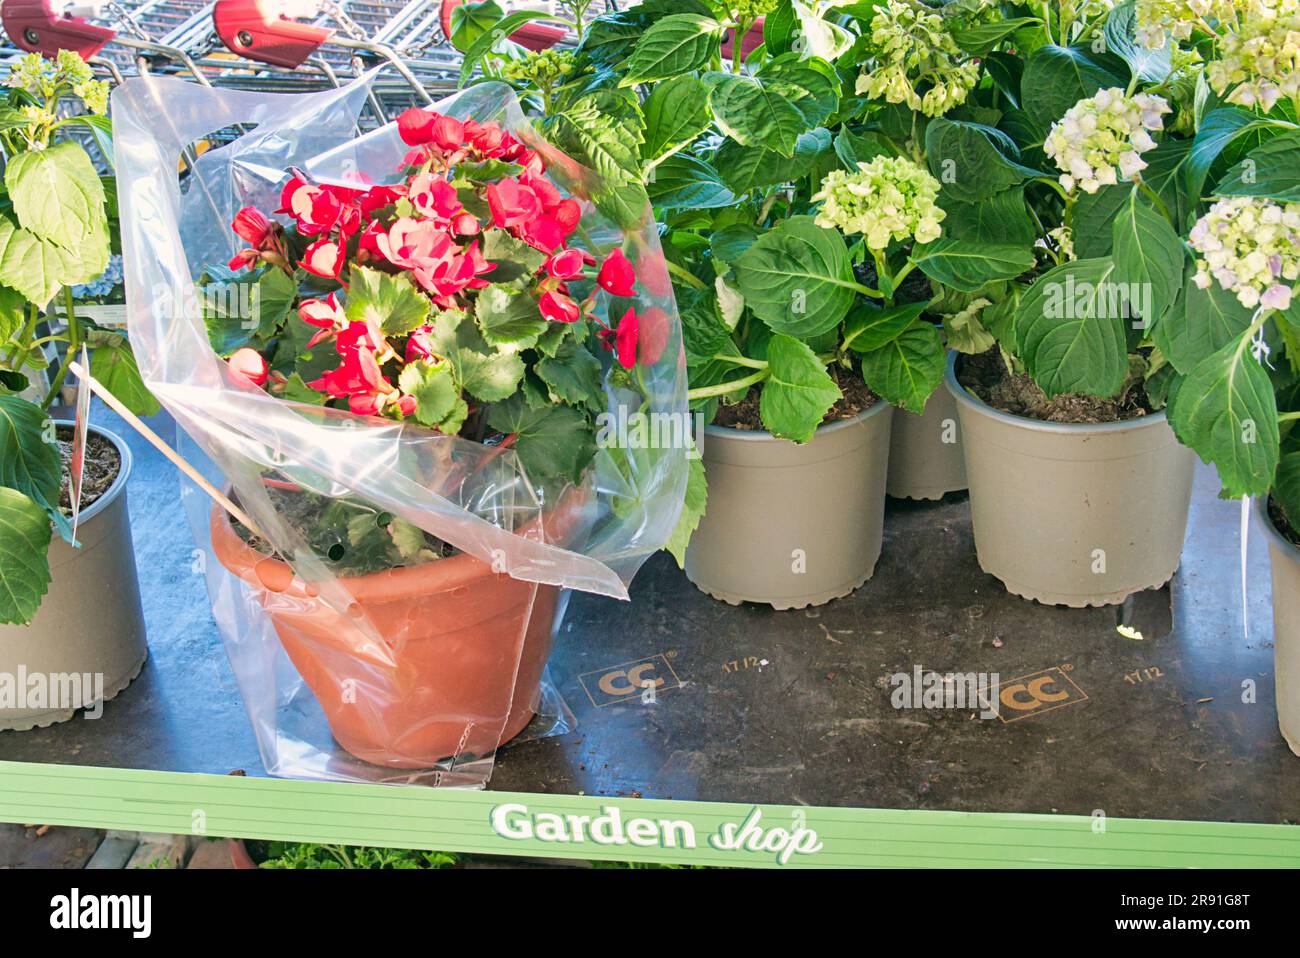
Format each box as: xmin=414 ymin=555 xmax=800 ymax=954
xmin=910 ymin=239 xmax=1036 ymax=292
xmin=937 ymin=186 xmax=1036 ymax=245
xmin=480 ymin=228 xmax=547 ymax=284
xmin=925 ymin=118 xmax=1040 ymax=203
xmin=858 ymin=320 xmax=945 ymax=414
xmin=842 ymin=301 xmax=927 ymax=354
xmin=622 ymin=14 xmax=724 ymax=83
xmin=833 ymin=126 xmax=897 ymax=169
xmin=759 ymin=334 xmax=842 ymax=443
xmin=486 ymin=395 xmax=597 ymax=482
xmin=732 ymin=215 xmax=857 ymax=339
xmin=426 ymin=308 xmax=525 ymax=402
xmin=1155 ymin=269 xmax=1255 ymax=374
xmin=1103 ymin=1 xmax=1172 ymax=83
xmin=90 ymin=340 xmax=159 ymax=418
xmin=1214 ymin=131 xmax=1300 ymax=202
xmin=1021 ymin=45 xmax=1128 ymax=139
xmin=0 ymin=394 xmax=61 ymax=525
xmin=648 ymin=154 xmax=737 ymax=209
xmin=1111 ymin=192 xmax=1185 ymax=333
xmin=1168 ymin=333 xmax=1278 ymax=497
xmin=1015 ymin=258 xmax=1129 ymax=398
xmin=1072 ymin=183 xmax=1133 ymax=258
xmin=641 ymin=74 xmax=712 ymax=162
xmin=1186 ymin=108 xmax=1288 ymax=207
xmin=536 ymin=339 xmax=605 ymax=411
xmin=474 ymin=284 xmax=548 ymax=351
xmin=716 ymin=127 xmax=831 ymax=193
xmin=709 ymin=56 xmax=838 ymax=156
xmin=952 ymin=17 xmax=1039 ymax=56
xmin=709 ymin=225 xmax=762 ymax=266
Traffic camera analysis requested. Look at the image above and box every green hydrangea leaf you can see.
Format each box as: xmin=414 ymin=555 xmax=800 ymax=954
xmin=0 ymin=486 xmax=52 ymax=626
xmin=759 ymin=334 xmax=842 ymax=443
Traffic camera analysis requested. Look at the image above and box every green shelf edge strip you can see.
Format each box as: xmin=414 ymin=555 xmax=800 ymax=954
xmin=1 ymin=761 xmax=1297 ymax=868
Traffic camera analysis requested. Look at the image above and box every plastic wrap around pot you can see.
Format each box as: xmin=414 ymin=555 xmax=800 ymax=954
xmin=112 ymin=72 xmax=687 ymax=785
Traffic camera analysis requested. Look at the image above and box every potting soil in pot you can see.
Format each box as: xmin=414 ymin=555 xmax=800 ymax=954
xmin=57 ymin=427 xmax=121 ymax=511
xmin=1269 ymin=498 xmax=1300 ymax=549
xmin=712 ymin=371 xmax=880 ymax=431
xmin=957 ymin=349 xmax=1155 ymax=424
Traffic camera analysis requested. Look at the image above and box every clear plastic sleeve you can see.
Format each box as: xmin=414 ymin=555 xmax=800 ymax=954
xmin=112 ymin=71 xmax=687 ymax=786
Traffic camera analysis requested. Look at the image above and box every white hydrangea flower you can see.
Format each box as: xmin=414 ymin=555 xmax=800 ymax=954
xmin=1189 ymin=196 xmax=1300 ymax=311
xmin=1205 ymin=3 xmax=1300 ymax=111
xmin=1043 ymin=88 xmax=1171 ymax=194
xmin=812 ymin=156 xmax=946 ymax=250
xmin=1135 ymin=0 xmax=1248 ymax=49
xmin=854 ymin=0 xmax=981 ymax=118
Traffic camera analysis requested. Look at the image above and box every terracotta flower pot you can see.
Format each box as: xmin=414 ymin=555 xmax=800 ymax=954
xmin=684 ymin=401 xmax=893 ymax=610
xmin=887 ymin=355 xmax=967 ymax=500
xmin=1258 ymin=497 xmax=1300 ymax=756
xmin=210 ymin=505 xmax=562 ymax=768
xmin=945 ymin=355 xmax=1195 ymax=607
xmin=0 ymin=423 xmax=148 ymax=731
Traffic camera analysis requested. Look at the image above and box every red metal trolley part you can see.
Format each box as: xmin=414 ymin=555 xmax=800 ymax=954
xmin=212 ymin=0 xmax=435 ymax=105
xmin=439 ymin=0 xmax=564 ymax=53
xmin=213 ymin=0 xmax=334 ymax=70
xmin=720 ymin=17 xmax=765 ymax=61
xmin=1 ymin=0 xmax=116 ymax=60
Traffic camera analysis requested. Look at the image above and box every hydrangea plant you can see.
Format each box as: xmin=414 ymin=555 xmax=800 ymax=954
xmin=459 ymin=0 xmax=1300 ymax=547
xmin=0 ymin=52 xmax=158 ymax=626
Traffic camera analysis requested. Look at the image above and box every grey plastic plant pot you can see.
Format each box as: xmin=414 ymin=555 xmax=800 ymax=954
xmin=944 ymin=355 xmax=1195 ymax=607
xmin=0 ymin=423 xmax=148 ymax=731
xmin=684 ymin=401 xmax=893 ymax=610
xmin=1257 ymin=497 xmax=1300 ymax=756
xmin=887 ymin=354 xmax=966 ymax=500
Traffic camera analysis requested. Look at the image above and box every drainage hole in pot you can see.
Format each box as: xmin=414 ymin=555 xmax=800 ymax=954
xmin=254 ymin=557 xmax=293 ymax=593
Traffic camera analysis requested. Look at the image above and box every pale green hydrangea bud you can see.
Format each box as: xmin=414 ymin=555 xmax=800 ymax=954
xmin=1135 ymin=0 xmax=1248 ymax=49
xmin=1205 ymin=4 xmax=1300 ymax=111
xmin=55 ymin=48 xmax=95 ymax=87
xmin=6 ymin=49 xmax=108 ymax=115
xmin=500 ymin=49 xmax=578 ymax=88
xmin=812 ymin=155 xmax=946 ymax=250
xmin=854 ymin=0 xmax=980 ymax=118
xmin=72 ymin=78 xmax=110 ymax=116
xmin=729 ymin=0 xmax=781 ymax=21
xmin=1043 ymin=88 xmax=1170 ymax=194
xmin=1047 ymin=226 xmax=1076 ymax=261
xmin=942 ymin=297 xmax=996 ymax=353
xmin=1190 ymin=196 xmax=1300 ymax=310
